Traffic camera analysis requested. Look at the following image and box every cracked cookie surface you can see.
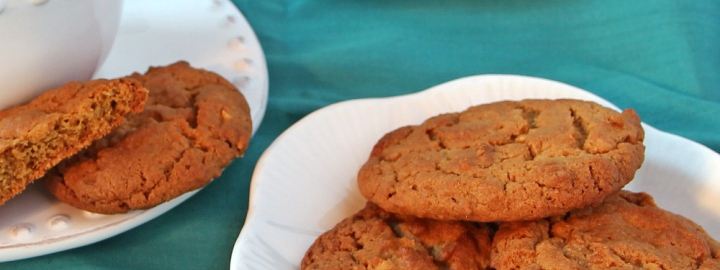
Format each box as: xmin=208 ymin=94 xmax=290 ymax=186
xmin=45 ymin=61 xmax=252 ymax=214
xmin=358 ymin=99 xmax=644 ymax=222
xmin=301 ymin=203 xmax=493 ymax=270
xmin=491 ymin=191 xmax=720 ymax=270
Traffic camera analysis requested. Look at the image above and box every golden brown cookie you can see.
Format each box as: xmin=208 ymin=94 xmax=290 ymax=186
xmin=0 ymin=79 xmax=147 ymax=205
xmin=302 ymin=203 xmax=493 ymax=270
xmin=491 ymin=191 xmax=720 ymax=270
xmin=358 ymin=99 xmax=644 ymax=222
xmin=45 ymin=61 xmax=252 ymax=214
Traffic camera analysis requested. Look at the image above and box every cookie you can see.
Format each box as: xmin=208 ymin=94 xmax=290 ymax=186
xmin=45 ymin=61 xmax=252 ymax=214
xmin=302 ymin=203 xmax=493 ymax=270
xmin=0 ymin=79 xmax=147 ymax=205
xmin=491 ymin=191 xmax=720 ymax=269
xmin=358 ymin=99 xmax=644 ymax=222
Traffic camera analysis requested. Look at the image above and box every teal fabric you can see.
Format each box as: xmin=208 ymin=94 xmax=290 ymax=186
xmin=8 ymin=1 xmax=719 ymax=269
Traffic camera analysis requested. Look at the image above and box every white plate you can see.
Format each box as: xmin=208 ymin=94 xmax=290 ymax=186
xmin=0 ymin=0 xmax=268 ymax=262
xmin=230 ymin=75 xmax=720 ymax=269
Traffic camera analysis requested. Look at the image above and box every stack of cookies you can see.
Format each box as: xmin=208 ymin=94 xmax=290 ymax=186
xmin=302 ymin=100 xmax=720 ymax=269
xmin=0 ymin=61 xmax=252 ymax=214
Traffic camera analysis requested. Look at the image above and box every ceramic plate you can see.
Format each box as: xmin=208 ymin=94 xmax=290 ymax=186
xmin=231 ymin=75 xmax=720 ymax=269
xmin=0 ymin=0 xmax=268 ymax=262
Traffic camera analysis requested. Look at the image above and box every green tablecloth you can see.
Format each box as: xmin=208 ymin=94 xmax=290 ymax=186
xmin=9 ymin=1 xmax=719 ymax=269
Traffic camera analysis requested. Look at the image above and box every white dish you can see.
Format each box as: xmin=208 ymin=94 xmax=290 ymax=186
xmin=0 ymin=0 xmax=268 ymax=262
xmin=230 ymin=75 xmax=720 ymax=269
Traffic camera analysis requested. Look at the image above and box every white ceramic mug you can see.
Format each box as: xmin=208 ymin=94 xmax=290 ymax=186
xmin=0 ymin=0 xmax=123 ymax=110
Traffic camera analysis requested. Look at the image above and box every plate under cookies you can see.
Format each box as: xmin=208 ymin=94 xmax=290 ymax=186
xmin=231 ymin=75 xmax=720 ymax=270
xmin=0 ymin=0 xmax=268 ymax=262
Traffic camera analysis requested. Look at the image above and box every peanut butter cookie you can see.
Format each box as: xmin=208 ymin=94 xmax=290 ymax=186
xmin=0 ymin=79 xmax=147 ymax=204
xmin=491 ymin=191 xmax=720 ymax=269
xmin=302 ymin=203 xmax=493 ymax=270
xmin=358 ymin=99 xmax=644 ymax=222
